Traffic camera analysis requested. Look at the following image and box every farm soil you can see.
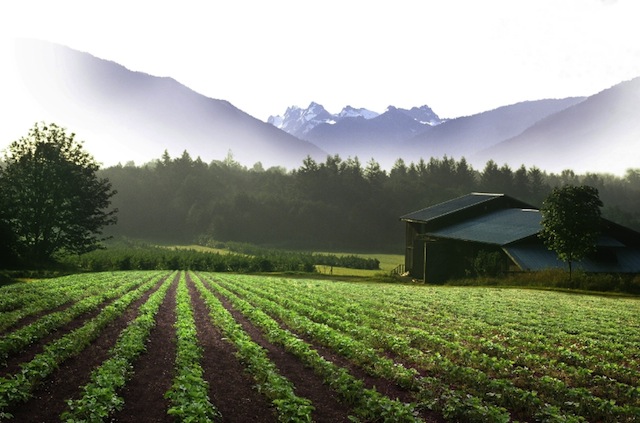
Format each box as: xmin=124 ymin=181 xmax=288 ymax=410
xmin=2 ymin=272 xmax=446 ymax=422
xmin=202 ymin=276 xmax=355 ymax=422
xmin=0 ymin=280 xmax=151 ymax=378
xmin=213 ymin=280 xmax=444 ymax=423
xmin=3 ymin=275 xmax=167 ymax=422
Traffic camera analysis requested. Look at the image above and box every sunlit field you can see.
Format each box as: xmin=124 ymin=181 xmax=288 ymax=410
xmin=1 ymin=271 xmax=638 ymax=422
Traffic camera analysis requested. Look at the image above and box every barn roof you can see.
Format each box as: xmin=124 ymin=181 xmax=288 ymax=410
xmin=402 ymin=192 xmax=640 ymax=274
xmin=400 ymin=193 xmax=502 ymax=223
xmin=505 ymin=244 xmax=640 ymax=273
xmin=426 ymin=208 xmax=541 ymax=245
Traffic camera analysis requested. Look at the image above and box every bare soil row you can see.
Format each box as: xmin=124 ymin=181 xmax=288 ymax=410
xmin=1 ymin=273 xmax=443 ymax=422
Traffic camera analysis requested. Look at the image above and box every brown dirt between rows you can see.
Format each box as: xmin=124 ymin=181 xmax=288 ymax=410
xmin=0 ymin=279 xmax=149 ymax=378
xmin=3 ymin=274 xmax=167 ymax=422
xmin=194 ymin=273 xmax=356 ymax=423
xmin=185 ymin=274 xmax=277 ymax=422
xmin=1 ymin=299 xmax=76 ymax=335
xmin=214 ymin=280 xmax=446 ymax=423
xmin=3 ymin=271 xmax=447 ymax=422
xmin=109 ymin=274 xmax=178 ymax=423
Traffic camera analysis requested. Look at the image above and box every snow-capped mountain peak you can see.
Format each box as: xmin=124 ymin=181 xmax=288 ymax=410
xmin=268 ymin=102 xmax=443 ymax=141
xmin=338 ymin=106 xmax=379 ymax=120
xmin=267 ymin=102 xmax=334 ymax=137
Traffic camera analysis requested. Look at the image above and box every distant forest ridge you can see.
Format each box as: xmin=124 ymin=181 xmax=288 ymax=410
xmin=101 ymin=151 xmax=640 ymax=251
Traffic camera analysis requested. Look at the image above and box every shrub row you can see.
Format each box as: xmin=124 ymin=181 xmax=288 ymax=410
xmin=449 ymin=268 xmax=640 ymax=295
xmin=200 ymin=239 xmax=381 ymax=270
xmin=62 ymin=243 xmax=382 ymax=274
xmin=61 ymin=246 xmax=314 ymax=273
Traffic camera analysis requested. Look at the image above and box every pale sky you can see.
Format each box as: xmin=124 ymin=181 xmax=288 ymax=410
xmin=1 ymin=0 xmax=639 ymax=122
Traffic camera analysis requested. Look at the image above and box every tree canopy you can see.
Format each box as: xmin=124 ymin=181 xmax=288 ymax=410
xmin=0 ymin=122 xmax=117 ymax=266
xmin=94 ymin=151 xmax=640 ymax=252
xmin=539 ymin=185 xmax=603 ymax=278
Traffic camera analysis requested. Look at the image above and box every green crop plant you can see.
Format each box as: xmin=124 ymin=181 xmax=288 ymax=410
xmin=164 ymin=272 xmax=220 ymax=422
xmin=61 ymin=272 xmax=174 ymax=422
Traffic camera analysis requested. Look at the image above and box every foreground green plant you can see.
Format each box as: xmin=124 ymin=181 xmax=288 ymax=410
xmin=190 ymin=272 xmax=313 ymax=422
xmin=0 ymin=272 xmax=168 ymax=418
xmin=61 ymin=272 xmax=175 ymax=422
xmin=201 ymin=273 xmax=422 ymax=422
xmin=164 ymin=272 xmax=220 ymax=422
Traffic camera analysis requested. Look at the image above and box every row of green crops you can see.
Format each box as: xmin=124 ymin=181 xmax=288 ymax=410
xmin=0 ymin=273 xmax=151 ymax=363
xmin=62 ymin=272 xmax=175 ymax=421
xmin=199 ymin=273 xmax=420 ymax=422
xmin=209 ymin=274 xmax=640 ymax=422
xmin=0 ymin=271 xmax=637 ymax=422
xmin=164 ymin=272 xmax=220 ymax=421
xmin=0 ymin=272 xmax=135 ymax=331
xmin=191 ymin=272 xmax=315 ymax=422
xmin=0 ymin=272 xmax=168 ymax=418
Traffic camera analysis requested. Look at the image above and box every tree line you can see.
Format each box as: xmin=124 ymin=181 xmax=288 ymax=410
xmin=5 ymin=122 xmax=638 ymax=273
xmin=100 ymin=151 xmax=640 ymax=251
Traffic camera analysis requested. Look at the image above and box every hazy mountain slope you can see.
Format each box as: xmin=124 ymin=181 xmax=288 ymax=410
xmin=474 ymin=77 xmax=640 ymax=174
xmin=403 ymin=98 xmax=586 ymax=161
xmin=269 ymin=98 xmax=585 ymax=169
xmin=8 ymin=39 xmax=326 ymax=168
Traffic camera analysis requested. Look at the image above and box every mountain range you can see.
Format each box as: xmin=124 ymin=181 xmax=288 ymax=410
xmin=4 ymin=39 xmax=326 ymax=169
xmin=269 ymin=77 xmax=640 ymax=174
xmin=3 ymin=39 xmax=639 ymax=175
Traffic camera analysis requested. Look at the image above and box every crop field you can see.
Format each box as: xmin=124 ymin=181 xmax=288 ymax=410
xmin=0 ymin=271 xmax=638 ymax=422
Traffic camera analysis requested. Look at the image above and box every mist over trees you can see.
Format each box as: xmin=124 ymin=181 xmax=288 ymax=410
xmin=101 ymin=151 xmax=640 ymax=252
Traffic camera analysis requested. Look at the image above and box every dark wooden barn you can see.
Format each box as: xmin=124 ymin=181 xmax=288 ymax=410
xmin=400 ymin=193 xmax=640 ymax=283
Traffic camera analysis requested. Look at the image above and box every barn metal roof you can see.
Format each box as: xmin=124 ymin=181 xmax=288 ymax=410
xmin=426 ymin=208 xmax=541 ymax=245
xmin=400 ymin=193 xmax=502 ymax=223
xmin=505 ymin=244 xmax=640 ymax=273
xmin=503 ymin=244 xmax=564 ymax=271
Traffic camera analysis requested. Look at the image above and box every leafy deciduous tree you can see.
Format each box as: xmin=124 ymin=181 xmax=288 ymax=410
xmin=0 ymin=122 xmax=117 ymax=265
xmin=539 ymin=185 xmax=603 ymax=279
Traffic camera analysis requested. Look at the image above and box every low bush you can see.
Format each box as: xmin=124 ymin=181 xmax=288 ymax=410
xmin=198 ymin=239 xmax=380 ymax=270
xmin=447 ymin=268 xmax=640 ymax=295
xmin=60 ymin=245 xmax=317 ymax=273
